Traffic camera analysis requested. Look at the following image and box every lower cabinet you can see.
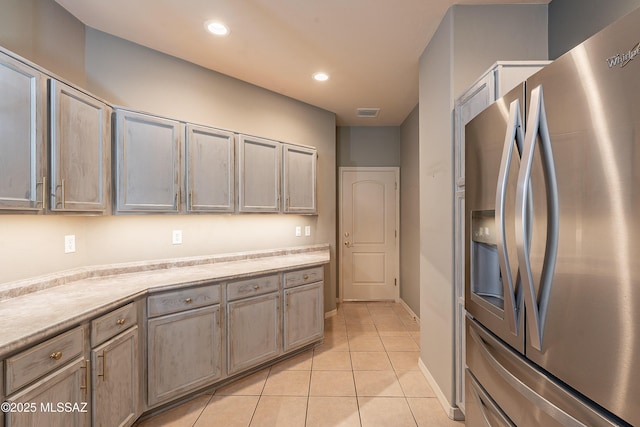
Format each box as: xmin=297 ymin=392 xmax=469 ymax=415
xmin=147 ymin=305 xmax=222 ymax=407
xmin=283 ymin=282 xmax=324 ymax=352
xmin=91 ymin=327 xmax=138 ymax=427
xmin=6 ymin=357 xmax=90 ymax=427
xmin=227 ymin=291 xmax=281 ymax=375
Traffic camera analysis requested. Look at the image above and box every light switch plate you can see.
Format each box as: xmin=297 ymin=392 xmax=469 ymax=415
xmin=295 ymin=226 xmax=302 ymax=237
xmin=172 ymin=230 xmax=183 ymax=245
xmin=305 ymin=226 xmax=311 ymax=236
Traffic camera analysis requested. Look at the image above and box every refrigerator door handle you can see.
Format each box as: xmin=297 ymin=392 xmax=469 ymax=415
xmin=495 ymin=99 xmax=524 ymax=335
xmin=516 ymin=84 xmax=560 ymax=351
xmin=469 ymin=327 xmax=586 ymax=427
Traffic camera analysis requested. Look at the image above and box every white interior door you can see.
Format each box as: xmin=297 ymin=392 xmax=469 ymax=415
xmin=340 ymin=167 xmax=399 ymax=301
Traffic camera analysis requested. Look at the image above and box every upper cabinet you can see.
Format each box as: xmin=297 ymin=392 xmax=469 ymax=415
xmin=0 ymin=52 xmax=47 ymax=212
xmin=237 ymin=135 xmax=281 ymax=213
xmin=185 ymin=124 xmax=235 ymax=213
xmin=282 ymin=144 xmax=317 ymax=214
xmin=50 ymin=80 xmax=111 ymax=213
xmin=114 ymin=109 xmax=183 ymax=213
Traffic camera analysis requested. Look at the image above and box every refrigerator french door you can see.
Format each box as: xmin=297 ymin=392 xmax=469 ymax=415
xmin=465 ymin=6 xmax=640 ymax=427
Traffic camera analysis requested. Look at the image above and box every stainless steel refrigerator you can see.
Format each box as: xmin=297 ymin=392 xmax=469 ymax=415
xmin=464 ymin=6 xmax=640 ymax=427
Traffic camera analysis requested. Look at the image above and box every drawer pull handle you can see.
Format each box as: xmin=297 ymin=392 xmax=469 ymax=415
xmin=254 ymin=285 xmax=260 ymax=290
xmin=116 ymin=318 xmax=126 ymax=326
xmin=49 ymin=351 xmax=63 ymax=361
xmin=303 ymin=274 xmax=309 ymax=280
xmin=98 ymin=352 xmax=106 ymax=380
xmin=185 ymin=298 xmax=193 ymax=304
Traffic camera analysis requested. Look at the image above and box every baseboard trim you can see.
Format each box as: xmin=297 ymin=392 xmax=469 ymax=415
xmin=398 ymin=299 xmax=419 ymax=321
xmin=324 ymin=308 xmax=338 ymax=319
xmin=418 ymin=358 xmax=465 ymax=421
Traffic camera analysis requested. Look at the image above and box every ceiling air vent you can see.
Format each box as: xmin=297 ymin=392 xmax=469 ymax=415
xmin=356 ymin=108 xmax=380 ymax=118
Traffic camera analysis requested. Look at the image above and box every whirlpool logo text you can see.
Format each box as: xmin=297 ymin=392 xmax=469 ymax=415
xmin=606 ymin=42 xmax=640 ymax=68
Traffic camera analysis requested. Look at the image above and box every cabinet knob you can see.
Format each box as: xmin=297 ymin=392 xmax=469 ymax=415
xmin=254 ymin=285 xmax=260 ymax=290
xmin=49 ymin=351 xmax=63 ymax=361
xmin=116 ymin=318 xmax=126 ymax=326
xmin=185 ymin=298 xmax=193 ymax=304
xmin=303 ymin=274 xmax=309 ymax=280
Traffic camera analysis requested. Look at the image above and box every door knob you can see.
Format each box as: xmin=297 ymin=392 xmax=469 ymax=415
xmin=344 ymin=241 xmax=352 ymax=248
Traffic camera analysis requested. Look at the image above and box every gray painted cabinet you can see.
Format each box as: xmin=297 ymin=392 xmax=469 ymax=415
xmin=114 ymin=110 xmax=183 ymax=213
xmin=5 ymin=358 xmax=89 ymax=427
xmin=0 ymin=52 xmax=47 ymax=212
xmin=227 ymin=279 xmax=281 ymax=374
xmin=237 ymin=135 xmax=281 ymax=212
xmin=50 ymin=80 xmax=111 ymax=213
xmin=185 ymin=124 xmax=235 ymax=213
xmin=147 ymin=304 xmax=222 ymax=407
xmin=282 ymin=144 xmax=317 ymax=214
xmin=283 ymin=282 xmax=323 ymax=352
xmin=91 ymin=327 xmax=138 ymax=427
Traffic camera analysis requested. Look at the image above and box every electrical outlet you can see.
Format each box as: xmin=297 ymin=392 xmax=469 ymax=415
xmin=64 ymin=235 xmax=76 ymax=253
xmin=305 ymin=226 xmax=311 ymax=236
xmin=295 ymin=226 xmax=302 ymax=237
xmin=172 ymin=230 xmax=183 ymax=245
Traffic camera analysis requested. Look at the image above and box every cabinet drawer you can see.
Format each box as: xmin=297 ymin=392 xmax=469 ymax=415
xmin=148 ymin=284 xmax=221 ymax=318
xmin=283 ymin=266 xmax=323 ymax=289
xmin=91 ymin=302 xmax=137 ymax=346
xmin=5 ymin=326 xmax=84 ymax=395
xmin=227 ymin=274 xmax=280 ymax=301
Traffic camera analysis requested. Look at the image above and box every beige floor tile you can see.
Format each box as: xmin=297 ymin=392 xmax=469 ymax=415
xmin=348 ymin=335 xmax=384 ymax=351
xmin=346 ymin=323 xmax=379 ymax=336
xmin=358 ymin=396 xmax=417 ymax=427
xmin=270 ymin=350 xmax=313 ymax=372
xmin=314 ymin=332 xmax=349 ymax=352
xmin=312 ymin=348 xmax=352 ymax=370
xmin=137 ymin=394 xmax=210 ymax=427
xmin=397 ymin=371 xmax=436 ymax=397
xmin=407 ymin=398 xmax=465 ymax=427
xmin=249 ymin=396 xmax=307 ymax=427
xmin=409 ymin=331 xmax=421 ymax=344
xmin=306 ymin=396 xmax=361 ymax=427
xmin=387 ymin=352 xmax=421 ymax=371
xmin=325 ymin=317 xmax=348 ymax=335
xmin=353 ymin=370 xmax=404 ymax=397
xmin=309 ymin=370 xmax=356 ymax=396
xmin=194 ymin=395 xmax=259 ymax=427
xmin=214 ymin=369 xmax=269 ymax=396
xmin=381 ymin=335 xmax=420 ymax=351
xmin=367 ymin=307 xmax=397 ymax=318
xmin=350 ymin=351 xmax=393 ymax=371
xmin=262 ymin=370 xmax=311 ymax=396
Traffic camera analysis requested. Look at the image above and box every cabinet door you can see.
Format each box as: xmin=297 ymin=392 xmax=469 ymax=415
xmin=6 ymin=358 xmax=89 ymax=427
xmin=227 ymin=292 xmax=280 ymax=374
xmin=282 ymin=144 xmax=317 ymax=214
xmin=185 ymin=124 xmax=234 ymax=212
xmin=114 ymin=110 xmax=182 ymax=213
xmin=147 ymin=305 xmax=222 ymax=407
xmin=50 ymin=80 xmax=111 ymax=213
xmin=237 ymin=135 xmax=280 ymax=212
xmin=91 ymin=327 xmax=138 ymax=427
xmin=0 ymin=53 xmax=46 ymax=211
xmin=283 ymin=282 xmax=323 ymax=352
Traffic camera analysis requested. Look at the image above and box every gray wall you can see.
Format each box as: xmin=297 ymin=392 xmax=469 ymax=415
xmin=400 ymin=105 xmax=420 ymax=317
xmin=418 ymin=4 xmax=547 ymax=416
xmin=336 ymin=126 xmax=401 ymax=167
xmin=549 ymin=0 xmax=640 ymax=59
xmin=0 ymin=0 xmax=338 ymax=314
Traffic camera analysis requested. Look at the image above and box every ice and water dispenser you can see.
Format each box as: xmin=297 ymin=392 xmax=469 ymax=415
xmin=470 ymin=211 xmax=504 ymax=311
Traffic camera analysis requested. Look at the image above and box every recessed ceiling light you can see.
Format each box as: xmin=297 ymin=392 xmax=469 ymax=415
xmin=313 ymin=72 xmax=329 ymax=82
xmin=205 ymin=21 xmax=229 ymax=36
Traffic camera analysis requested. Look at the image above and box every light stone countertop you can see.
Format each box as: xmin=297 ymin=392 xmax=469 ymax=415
xmin=0 ymin=244 xmax=330 ymax=359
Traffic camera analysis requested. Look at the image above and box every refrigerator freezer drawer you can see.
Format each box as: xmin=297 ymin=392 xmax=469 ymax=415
xmin=466 ymin=369 xmax=515 ymax=427
xmin=466 ymin=316 xmax=620 ymax=427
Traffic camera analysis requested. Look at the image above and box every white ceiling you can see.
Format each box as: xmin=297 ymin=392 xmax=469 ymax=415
xmin=54 ymin=0 xmax=549 ymax=126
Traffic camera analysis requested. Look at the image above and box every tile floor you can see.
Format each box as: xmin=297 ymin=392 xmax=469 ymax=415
xmin=136 ymin=302 xmax=464 ymax=427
